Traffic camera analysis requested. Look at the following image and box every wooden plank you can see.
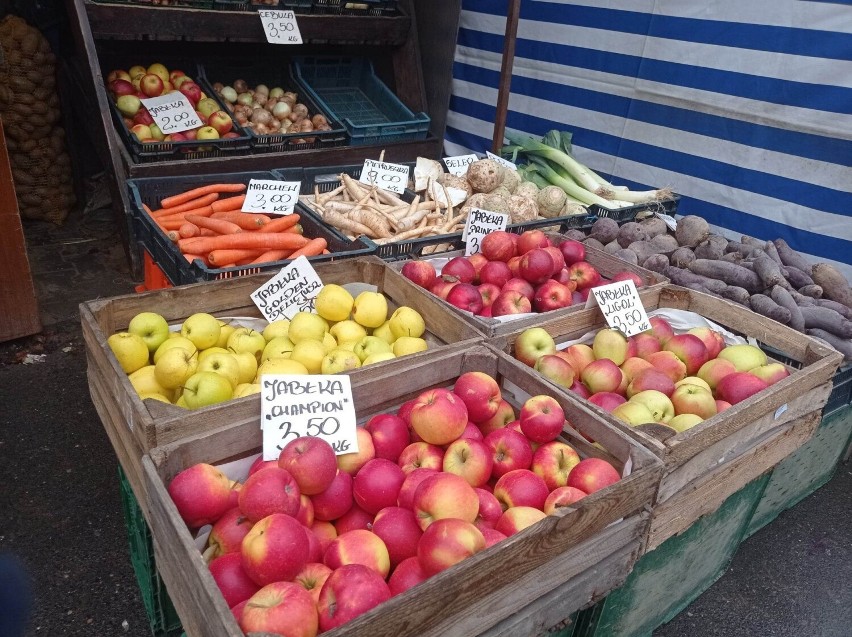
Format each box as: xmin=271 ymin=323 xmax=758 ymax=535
xmin=143 ymin=346 xmax=662 ymax=637
xmin=647 ymin=408 xmax=821 ymax=550
xmin=492 ymin=0 xmax=521 ymax=153
xmin=0 ymin=119 xmax=41 ymax=341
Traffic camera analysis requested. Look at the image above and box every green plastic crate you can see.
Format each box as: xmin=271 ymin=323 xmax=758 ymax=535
xmin=118 ymin=466 xmax=183 ymax=637
xmin=573 ymin=474 xmax=771 ymax=637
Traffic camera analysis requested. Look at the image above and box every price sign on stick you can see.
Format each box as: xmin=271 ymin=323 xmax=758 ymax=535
xmin=587 ymin=279 xmax=651 ymax=337
xmin=486 ymin=150 xmax=517 ymax=171
xmin=443 ymin=154 xmax=478 ymax=176
xmin=139 ymin=93 xmax=203 ymax=134
xmin=261 ymin=375 xmax=358 ymax=459
xmin=464 ymin=208 xmax=509 ymax=256
xmin=359 ymin=159 xmax=409 ymax=195
xmin=259 ymin=10 xmax=303 ymax=44
xmin=242 ymin=180 xmax=301 ymax=214
xmin=251 ymin=256 xmax=323 ymax=322
xmin=656 ymin=212 xmax=678 ymax=231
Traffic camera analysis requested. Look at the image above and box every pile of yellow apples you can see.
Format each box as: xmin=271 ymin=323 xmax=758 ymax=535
xmin=107 ymin=285 xmax=430 ymax=409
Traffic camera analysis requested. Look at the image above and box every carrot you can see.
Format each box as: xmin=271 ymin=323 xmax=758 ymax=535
xmin=209 ymin=212 xmax=270 ymax=230
xmin=322 ymin=249 xmax=331 ymax=255
xmin=179 ymin=222 xmax=200 ymax=238
xmin=250 ymin=249 xmax=292 ymax=264
xmin=152 ymin=192 xmax=220 ymax=216
xmin=166 ymin=230 xmax=180 ymax=242
xmin=286 ymin=237 xmax=327 ymax=259
xmin=185 ymin=214 xmax=243 ymax=235
xmin=211 ymin=195 xmax=247 ymax=213
xmin=208 ymin=249 xmax=265 ymax=266
xmin=257 ymin=214 xmax=300 ymax=233
xmin=160 ymin=183 xmax=246 ymax=209
xmin=178 ymin=232 xmax=310 ymax=254
xmin=157 ymin=206 xmax=215 ymax=225
xmin=183 ymin=253 xmax=207 ymax=264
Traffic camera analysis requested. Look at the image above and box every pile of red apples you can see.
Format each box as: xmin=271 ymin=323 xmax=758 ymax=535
xmin=401 ymin=230 xmax=643 ymax=318
xmin=514 ymin=317 xmax=790 ymax=433
xmin=167 ymin=372 xmax=622 ymax=636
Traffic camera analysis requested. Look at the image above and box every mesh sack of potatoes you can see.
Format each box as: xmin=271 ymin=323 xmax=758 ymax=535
xmin=0 ymin=16 xmax=73 ymax=224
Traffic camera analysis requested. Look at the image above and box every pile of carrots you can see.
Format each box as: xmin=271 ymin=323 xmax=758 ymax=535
xmin=143 ymin=182 xmax=329 ymax=269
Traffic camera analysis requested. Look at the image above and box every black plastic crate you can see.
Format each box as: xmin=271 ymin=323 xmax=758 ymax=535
xmin=198 ymin=61 xmax=347 ymax=153
xmin=312 ymin=0 xmax=399 ymax=15
xmin=127 ymin=170 xmax=375 ymax=286
xmin=214 ymin=0 xmax=313 ymax=11
xmin=293 ymin=57 xmax=430 ymax=145
xmin=590 ymin=194 xmax=680 ymax=224
xmin=94 ymin=0 xmax=213 ymax=7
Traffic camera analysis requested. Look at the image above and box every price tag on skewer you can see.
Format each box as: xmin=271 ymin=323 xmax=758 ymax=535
xmin=463 ymin=208 xmax=509 ymax=256
xmin=359 ymin=159 xmax=409 ymax=194
xmin=259 ymin=10 xmax=303 ymax=44
xmin=242 ymin=179 xmax=301 ymax=214
xmin=139 ymin=93 xmax=203 ymax=134
xmin=586 ymin=279 xmax=651 ymax=337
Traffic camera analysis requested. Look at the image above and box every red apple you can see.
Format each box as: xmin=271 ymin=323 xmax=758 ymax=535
xmin=208 ymin=507 xmax=254 ymax=559
xmin=648 ymin=316 xmax=675 ymax=344
xmin=485 ymin=428 xmax=533 ymax=478
xmin=294 ymin=562 xmax=332 ymax=605
xmin=241 ymin=513 xmax=309 ymax=586
xmin=397 ymin=442 xmax=444 ymax=474
xmin=410 ymin=388 xmax=469 ymax=445
xmin=502 ymin=277 xmax=535 ymax=301
xmin=516 ymin=229 xmax=549 ymax=254
xmin=207 ymin=110 xmax=233 ymax=135
xmin=716 ymin=372 xmax=770 ymax=405
xmin=107 ymin=69 xmax=132 ymax=84
xmin=621 ymin=357 xmax=654 ymax=383
xmin=664 ymin=334 xmax=710 ymax=376
xmin=570 ymin=380 xmax=592 ymax=399
xmin=543 ymin=486 xmax=587 ymax=514
xmin=231 ymin=600 xmax=247 ymax=624
xmin=493 ymin=469 xmax=549 ymax=511
xmin=460 ymin=421 xmax=484 ymax=441
xmin=531 ymin=441 xmax=581 ymax=491
xmin=481 ymin=527 xmax=508 ymax=547
xmin=479 ymin=261 xmax=512 ymax=288
xmin=588 ymin=391 xmax=627 ymax=412
xmin=167 ymin=463 xmax=233 ymax=528
xmin=646 ymin=350 xmax=688 ymax=383
xmin=478 ymin=282 xmax=502 ymax=308
xmin=110 ymin=78 xmax=136 ymax=97
xmin=519 ymin=248 xmax=555 ymax=285
xmin=442 ymin=256 xmax=476 ymax=283
xmin=581 ymin=358 xmax=624 ymax=394
xmin=561 ymin=344 xmax=595 ymax=375
xmin=396 ymin=467 xmax=439 ymax=509
xmin=611 ymin=271 xmax=643 ymax=288
xmin=278 ymin=436 xmax=337 ymax=495
xmin=568 ymin=261 xmax=601 ymax=289
xmin=417 ymin=518 xmax=485 ymax=575
xmin=311 ymin=520 xmax=337 ymax=554
xmin=210 ymin=553 xmax=261 ymax=608
xmin=447 ymin=282 xmax=484 ymax=314
xmin=519 ymin=395 xmax=565 ymax=443
xmin=442 ymin=438 xmax=494 ymax=487
xmin=178 ymin=81 xmax=202 ymax=106
xmin=544 ymin=246 xmax=566 ymax=274
xmin=687 ymin=327 xmax=725 ymax=360
xmin=495 ymin=506 xmax=547 ymax=536
xmin=633 ymin=333 xmax=662 ymax=359
xmin=324 ymin=528 xmax=390 ymax=578
xmin=534 ymin=354 xmax=576 ymax=390
xmin=238 ymin=467 xmax=300 ymax=522
xmin=697 ymin=358 xmax=738 ymax=391
xmin=749 ymin=363 xmax=791 ymax=386
xmin=533 ymin=279 xmax=574 ymax=312
xmin=558 ymin=239 xmax=585 ymax=265
xmin=507 ymin=255 xmax=522 ymax=278
xmin=353 ymin=458 xmax=406 ymax=514
xmin=478 ymin=399 xmax=516 ymax=436
xmin=401 ymin=260 xmax=437 ymax=289
xmin=310 ymin=470 xmax=353 ymax=521
xmin=240 ymin=581 xmax=317 ymax=637
xmin=372 ymin=506 xmax=423 ymax=568
xmin=453 ymin=371 xmax=501 ymax=423
xmin=139 ymin=73 xmax=165 ymax=97
xmin=248 ymin=457 xmax=278 ymax=476
xmin=334 ymin=504 xmax=374 ymax=535
xmin=337 ymin=427 xmax=375 ymax=475
xmin=388 ymin=556 xmax=429 ymax=595
xmin=627 ymin=367 xmax=676 ymax=398
xmin=467 ymin=252 xmax=489 ymax=283
xmin=716 ymin=399 xmax=733 ymax=413
xmin=567 ymin=458 xmax=620 ymax=494
xmin=304 ymin=525 xmax=323 ymax=563
xmin=317 ymin=564 xmax=391 ymax=632
xmin=413 ymin=472 xmax=479 ymax=529
xmin=474 ymin=487 xmax=503 ymax=530
xmin=481 ymin=231 xmax=517 ymax=262
xmin=365 ymin=413 xmax=410 ymax=463
xmin=491 ymin=290 xmax=533 ymax=317
xmin=478 ymin=304 xmax=494 ymax=318
xmin=429 ymin=275 xmax=459 ymax=300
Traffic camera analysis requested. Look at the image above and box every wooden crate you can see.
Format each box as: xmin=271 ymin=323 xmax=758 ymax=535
xmin=81 ymin=255 xmax=483 ymax=517
xmin=492 ymin=285 xmax=843 ymax=550
xmin=745 ymin=405 xmax=852 ymax=538
xmin=388 ymin=242 xmax=668 ymax=338
xmin=142 ymin=345 xmax=663 ymax=637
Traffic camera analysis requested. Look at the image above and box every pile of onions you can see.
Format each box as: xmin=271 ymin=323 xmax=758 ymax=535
xmin=213 ymin=79 xmax=333 ymax=143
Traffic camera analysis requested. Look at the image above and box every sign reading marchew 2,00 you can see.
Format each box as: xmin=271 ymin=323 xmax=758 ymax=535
xmin=251 ymin=256 xmax=323 ymax=322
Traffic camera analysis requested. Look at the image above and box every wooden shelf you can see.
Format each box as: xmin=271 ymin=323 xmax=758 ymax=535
xmin=83 ymin=1 xmax=411 ymax=44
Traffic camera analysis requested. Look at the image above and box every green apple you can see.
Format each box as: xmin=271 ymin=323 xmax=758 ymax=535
xmin=370 ymin=320 xmax=395 ymax=344
xmin=175 ymin=395 xmax=190 ymax=409
xmin=329 ymin=320 xmax=367 ymax=344
xmin=388 ymin=306 xmax=426 ymax=340
xmin=197 ymin=351 xmax=241 ymax=389
xmin=107 ymin=332 xmax=150 ymax=374
xmin=154 ymin=336 xmax=197 ymax=363
xmin=628 ymin=390 xmax=675 ymax=423
xmin=129 ymin=365 xmax=172 ymax=399
xmin=127 ymin=312 xmax=170 ymax=354
xmin=196 ymin=126 xmax=220 ymax=140
xmin=288 ymin=312 xmax=328 ymax=343
xmin=233 ymin=351 xmax=259 ymax=385
xmin=116 ymin=94 xmax=141 ymax=117
xmin=154 ymin=346 xmax=198 ymax=389
xmin=392 ymin=336 xmax=428 ymax=357
xmin=182 ymin=371 xmax=233 ymax=409
xmin=362 ymin=352 xmax=396 ymax=365
xmin=138 ymin=392 xmax=171 ymax=404
xmin=233 ymin=383 xmax=262 ymax=398
xmin=196 ymin=97 xmax=220 ymax=118
xmin=668 ymin=413 xmax=704 ymax=433
xmin=262 ymin=336 xmax=295 ymax=362
xmin=321 ymin=348 xmax=362 ymax=374
xmin=353 ymin=335 xmax=392 ymax=362
xmin=180 ymin=313 xmax=221 ymax=350
xmin=716 ymin=344 xmax=767 ymax=372
xmin=262 ymin=319 xmax=290 ymax=342
xmin=227 ymin=328 xmax=266 ymax=361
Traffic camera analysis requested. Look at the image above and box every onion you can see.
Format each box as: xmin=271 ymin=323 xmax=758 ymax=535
xmin=255 ymin=123 xmax=270 ymax=135
xmin=266 ymin=97 xmax=278 ymax=109
xmin=254 ymin=93 xmax=268 ymax=107
xmin=282 ymin=91 xmax=298 ymax=103
xmin=269 ymin=120 xmax=281 ymax=131
xmin=212 ymin=82 xmax=224 ymax=92
xmin=293 ymin=103 xmax=309 ymax=119
xmin=220 ymin=86 xmax=238 ymax=103
xmin=235 ymin=112 xmax=248 ymax=125
xmin=233 ymin=79 xmax=248 ymax=94
xmin=280 ymin=119 xmax=293 ymax=132
xmin=255 ymin=84 xmax=269 ymax=96
xmin=251 ymin=108 xmax=274 ymax=126
xmin=299 ymin=119 xmax=314 ymax=132
xmin=272 ymin=101 xmax=292 ymax=121
xmin=311 ymin=114 xmax=328 ymax=128
xmin=269 ymin=87 xmax=284 ymax=99
xmin=236 ymin=93 xmax=253 ymax=106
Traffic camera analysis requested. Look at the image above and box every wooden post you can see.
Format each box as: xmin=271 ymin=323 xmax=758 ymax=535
xmin=492 ymin=0 xmax=521 ymax=153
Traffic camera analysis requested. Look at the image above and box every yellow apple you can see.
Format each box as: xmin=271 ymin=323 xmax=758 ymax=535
xmin=138 ymin=392 xmax=171 ymax=404
xmin=129 ymin=365 xmax=172 ymax=398
xmin=322 ymin=332 xmax=338 ymax=353
xmin=154 ymin=346 xmax=198 ymax=389
xmin=336 ymin=340 xmax=358 ymax=352
xmin=234 ymin=383 xmax=262 ymax=398
xmin=290 ymin=339 xmax=326 ymax=374
xmin=127 ymin=312 xmax=170 ymax=354
xmin=227 ymin=328 xmax=266 ymax=361
xmin=262 ymin=336 xmax=295 ymax=362
xmin=198 ymin=347 xmax=230 ymax=364
xmin=262 ymin=319 xmax=291 ymax=342
xmin=288 ymin=312 xmax=329 ymax=343
xmin=175 ymin=395 xmax=190 ymax=408
xmin=255 ymin=358 xmax=310 ymax=381
xmin=181 ymin=313 xmax=221 ymax=350
xmin=362 ymin=352 xmax=396 ymax=365
xmin=182 ymin=371 xmax=233 ymax=409
xmin=233 ymin=350 xmax=259 ymax=385
xmin=353 ymin=335 xmax=392 ymax=362
xmin=352 ymin=291 xmax=388 ymax=329
xmin=392 ymin=336 xmax=428 ymax=357
xmin=315 ymin=284 xmax=355 ymax=322
xmin=370 ymin=320 xmax=395 ymax=344
xmin=668 ymin=413 xmax=704 ymax=433
xmin=321 ymin=349 xmax=362 ymax=374
xmin=329 ymin=320 xmax=367 ymax=344
xmin=154 ymin=336 xmax=197 ymax=363
xmin=197 ymin=351 xmax=241 ymax=389
xmin=674 ymin=376 xmax=713 ymax=393
xmin=388 ymin=307 xmax=426 ymax=340
xmin=107 ymin=332 xmax=150 ymax=374
xmin=215 ymin=321 xmax=237 ymax=349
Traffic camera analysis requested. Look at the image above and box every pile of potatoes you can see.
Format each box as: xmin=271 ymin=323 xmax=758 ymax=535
xmin=564 ymin=214 xmax=852 ymax=359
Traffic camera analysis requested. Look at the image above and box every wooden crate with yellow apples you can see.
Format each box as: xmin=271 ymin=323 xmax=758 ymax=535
xmin=491 ymin=285 xmax=842 ymax=549
xmin=81 ymin=256 xmax=483 ymax=518
xmin=142 ymin=344 xmax=663 ymax=637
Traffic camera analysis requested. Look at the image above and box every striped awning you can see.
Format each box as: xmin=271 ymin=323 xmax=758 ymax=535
xmin=445 ymin=0 xmax=852 ymax=278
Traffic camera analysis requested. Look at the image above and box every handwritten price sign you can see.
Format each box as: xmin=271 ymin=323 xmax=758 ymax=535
xmin=259 ymin=10 xmax=303 ymax=44
xmin=486 ymin=150 xmax=517 ymax=171
xmin=242 ymin=180 xmax=301 ymax=214
xmin=261 ymin=375 xmax=358 ymax=460
xmin=251 ymin=256 xmax=323 ymax=322
xmin=359 ymin=159 xmax=409 ymax=195
xmin=464 ymin=208 xmax=509 ymax=256
xmin=139 ymin=93 xmax=203 ymax=134
xmin=588 ymin=279 xmax=651 ymax=337
xmin=443 ymin=154 xmax=478 ymax=177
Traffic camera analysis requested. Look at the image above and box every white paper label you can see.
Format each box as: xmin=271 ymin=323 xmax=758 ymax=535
xmin=443 ymin=154 xmax=478 ymax=177
xmin=486 ymin=150 xmax=517 ymax=171
xmin=774 ymin=403 xmax=788 ymax=420
xmin=242 ymin=179 xmax=301 ymax=214
xmin=464 ymin=208 xmax=509 ymax=256
xmin=588 ymin=279 xmax=651 ymax=337
xmin=251 ymin=256 xmax=323 ymax=322
xmin=259 ymin=10 xmax=303 ymax=44
xmin=261 ymin=375 xmax=358 ymax=460
xmin=139 ymin=93 xmax=203 ymax=134
xmin=656 ymin=212 xmax=678 ymax=231
xmin=359 ymin=160 xmax=409 ymax=194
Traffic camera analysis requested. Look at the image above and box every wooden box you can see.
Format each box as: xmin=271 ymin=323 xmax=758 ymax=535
xmin=492 ymin=285 xmax=843 ymax=550
xmin=142 ymin=345 xmax=663 ymax=637
xmin=81 ymin=255 xmax=482 ymax=517
xmin=388 ymin=242 xmax=668 ymax=338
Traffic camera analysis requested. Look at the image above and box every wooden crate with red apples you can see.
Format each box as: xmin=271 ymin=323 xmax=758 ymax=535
xmin=390 ymin=232 xmax=668 ymax=338
xmin=142 ymin=344 xmax=662 ymax=637
xmin=492 ymin=285 xmax=842 ymax=549
xmin=81 ymin=256 xmax=482 ymax=520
